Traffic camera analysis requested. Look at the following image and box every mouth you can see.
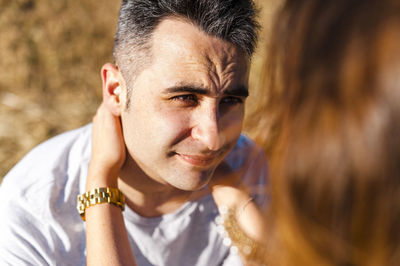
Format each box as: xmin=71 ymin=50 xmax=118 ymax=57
xmin=176 ymin=153 xmax=219 ymax=167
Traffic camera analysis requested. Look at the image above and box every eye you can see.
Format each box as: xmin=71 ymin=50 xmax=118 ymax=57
xmin=170 ymin=94 xmax=198 ymax=106
xmin=220 ymin=96 xmax=244 ymax=105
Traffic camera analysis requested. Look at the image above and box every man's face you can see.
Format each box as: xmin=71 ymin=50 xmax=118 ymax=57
xmin=120 ymin=17 xmax=249 ymax=191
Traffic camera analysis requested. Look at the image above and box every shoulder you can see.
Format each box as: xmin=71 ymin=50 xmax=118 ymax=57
xmin=12 ymin=124 xmax=92 ymax=174
xmin=0 ymin=124 xmax=92 ymax=217
xmin=0 ymin=125 xmax=91 ymax=265
xmin=3 ymin=124 xmax=91 ymax=180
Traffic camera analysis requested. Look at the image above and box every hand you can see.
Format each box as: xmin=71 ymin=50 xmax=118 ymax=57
xmin=87 ymin=102 xmax=126 ymax=189
xmin=209 ymin=162 xmax=248 ymax=208
xmin=209 ymin=166 xmax=267 ymax=244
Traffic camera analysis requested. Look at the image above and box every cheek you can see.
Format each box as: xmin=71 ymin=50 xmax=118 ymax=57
xmin=154 ymin=108 xmax=192 ymax=145
xmin=120 ymin=103 xmax=157 ymax=155
xmin=122 ymin=105 xmax=191 ymax=150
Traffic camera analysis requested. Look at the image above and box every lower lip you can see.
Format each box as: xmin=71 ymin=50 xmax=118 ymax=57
xmin=177 ymin=154 xmax=215 ymax=167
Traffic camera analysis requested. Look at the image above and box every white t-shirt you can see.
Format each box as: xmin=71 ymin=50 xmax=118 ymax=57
xmin=0 ymin=124 xmax=268 ymax=266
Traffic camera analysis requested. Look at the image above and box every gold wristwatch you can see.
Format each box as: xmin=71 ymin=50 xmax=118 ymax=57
xmin=77 ymin=187 xmax=125 ymax=221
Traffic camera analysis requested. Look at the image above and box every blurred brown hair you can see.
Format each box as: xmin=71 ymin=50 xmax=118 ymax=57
xmin=258 ymin=0 xmax=400 ymax=264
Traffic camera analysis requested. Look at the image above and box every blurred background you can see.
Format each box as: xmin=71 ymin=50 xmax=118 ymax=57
xmin=0 ymin=0 xmax=280 ymax=180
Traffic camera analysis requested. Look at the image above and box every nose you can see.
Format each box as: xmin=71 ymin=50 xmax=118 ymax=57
xmin=191 ymin=105 xmax=224 ymax=151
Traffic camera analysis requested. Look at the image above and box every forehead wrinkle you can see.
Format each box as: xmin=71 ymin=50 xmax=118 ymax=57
xmin=221 ymin=61 xmax=245 ymax=89
xmin=202 ymin=54 xmax=220 ymax=93
xmin=150 ymin=17 xmax=248 ymax=96
xmin=205 ymin=50 xmax=247 ymax=94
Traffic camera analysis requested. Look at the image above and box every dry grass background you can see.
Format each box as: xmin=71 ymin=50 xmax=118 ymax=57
xmin=0 ymin=0 xmax=280 ymax=180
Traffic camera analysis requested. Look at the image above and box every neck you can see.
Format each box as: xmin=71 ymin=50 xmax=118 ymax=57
xmin=117 ymin=157 xmax=208 ymax=217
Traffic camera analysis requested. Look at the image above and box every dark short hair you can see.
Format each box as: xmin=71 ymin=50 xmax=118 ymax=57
xmin=113 ymin=0 xmax=259 ymax=108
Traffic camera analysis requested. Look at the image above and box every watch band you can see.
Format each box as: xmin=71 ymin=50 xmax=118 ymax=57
xmin=77 ymin=187 xmax=125 ymax=221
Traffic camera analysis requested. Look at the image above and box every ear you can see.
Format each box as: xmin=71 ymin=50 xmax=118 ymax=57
xmin=101 ymin=63 xmax=125 ymax=116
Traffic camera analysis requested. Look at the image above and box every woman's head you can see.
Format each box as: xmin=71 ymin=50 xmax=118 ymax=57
xmin=262 ymin=0 xmax=400 ymax=264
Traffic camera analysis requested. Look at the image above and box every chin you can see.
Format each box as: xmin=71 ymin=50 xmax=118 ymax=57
xmin=176 ymin=181 xmax=209 ymax=191
xmin=170 ymin=170 xmax=214 ymax=191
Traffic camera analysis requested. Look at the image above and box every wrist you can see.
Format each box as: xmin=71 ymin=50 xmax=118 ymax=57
xmin=77 ymin=187 xmax=125 ymax=221
xmin=86 ymin=167 xmax=119 ymax=191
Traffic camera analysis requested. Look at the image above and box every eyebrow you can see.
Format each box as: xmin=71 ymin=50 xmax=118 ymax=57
xmin=164 ymin=85 xmax=249 ymax=97
xmin=225 ymin=86 xmax=249 ymax=97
